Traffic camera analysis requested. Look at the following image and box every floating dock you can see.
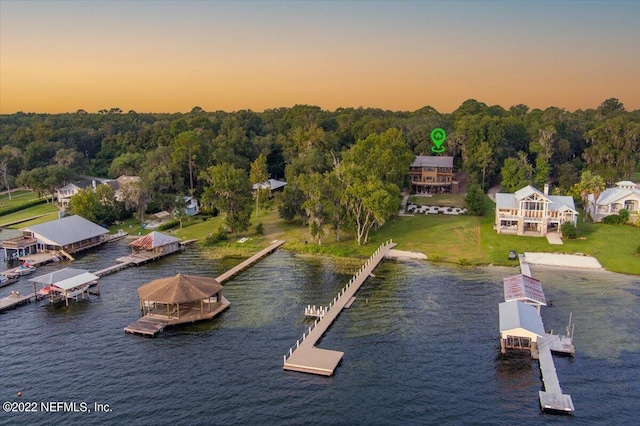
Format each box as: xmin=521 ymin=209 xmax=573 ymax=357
xmin=283 ymin=240 xmax=396 ymax=376
xmin=517 ymin=256 xmax=575 ymax=414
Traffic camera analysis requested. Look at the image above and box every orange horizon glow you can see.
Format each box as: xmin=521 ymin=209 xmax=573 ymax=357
xmin=1 ymin=1 xmax=639 ymax=114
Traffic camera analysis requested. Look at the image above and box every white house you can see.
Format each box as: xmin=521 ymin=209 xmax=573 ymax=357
xmin=495 ymin=184 xmax=578 ymax=236
xmin=182 ymin=196 xmax=200 ymax=216
xmin=57 ymin=180 xmax=98 ymax=207
xmin=587 ymin=181 xmax=640 ymax=223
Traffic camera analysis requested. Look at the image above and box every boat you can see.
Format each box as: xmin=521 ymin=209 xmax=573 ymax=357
xmin=0 ymin=274 xmax=19 ymax=288
xmin=15 ymin=263 xmax=36 ymax=276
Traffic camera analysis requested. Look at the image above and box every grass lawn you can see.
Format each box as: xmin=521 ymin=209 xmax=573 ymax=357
xmin=0 ymin=190 xmax=39 ymax=205
xmin=3 ymin=203 xmax=59 ymax=228
xmin=171 ymin=197 xmax=640 ymax=275
xmin=409 ymin=194 xmax=466 ymax=208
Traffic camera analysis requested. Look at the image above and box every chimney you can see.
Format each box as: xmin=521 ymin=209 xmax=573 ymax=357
xmin=543 ymin=184 xmax=549 ymax=195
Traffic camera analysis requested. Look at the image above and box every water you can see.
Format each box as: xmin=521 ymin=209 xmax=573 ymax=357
xmin=1 ymin=242 xmax=639 ymax=425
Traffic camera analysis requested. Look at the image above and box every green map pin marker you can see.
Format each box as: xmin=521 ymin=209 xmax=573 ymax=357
xmin=431 ymin=128 xmax=446 ymax=153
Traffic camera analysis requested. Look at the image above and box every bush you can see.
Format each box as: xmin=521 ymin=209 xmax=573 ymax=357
xmin=255 ymin=222 xmax=264 ymax=235
xmin=0 ymin=197 xmax=47 ymax=216
xmin=560 ymin=222 xmax=578 ymax=239
xmin=203 ymin=225 xmax=228 ymax=246
xmin=619 ymin=209 xmax=629 ymax=223
xmin=158 ymin=219 xmax=180 ymax=231
xmin=602 ymin=215 xmax=622 ymax=225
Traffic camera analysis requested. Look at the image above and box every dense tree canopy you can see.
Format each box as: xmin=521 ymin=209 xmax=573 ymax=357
xmin=1 ymin=97 xmax=638 ymax=241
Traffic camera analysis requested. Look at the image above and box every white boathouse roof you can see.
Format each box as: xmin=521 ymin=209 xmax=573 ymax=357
xmin=23 ymin=215 xmax=108 ymax=247
xmin=499 ymin=301 xmax=545 ymax=342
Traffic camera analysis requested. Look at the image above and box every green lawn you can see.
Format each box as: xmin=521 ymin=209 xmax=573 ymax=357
xmin=409 ymin=194 xmax=466 ymax=208
xmin=2 ymin=203 xmax=59 ymax=228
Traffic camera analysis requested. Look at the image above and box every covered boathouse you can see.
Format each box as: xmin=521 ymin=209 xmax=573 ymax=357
xmin=499 ymin=300 xmax=545 ymax=355
xmin=124 ymin=274 xmax=230 ymax=337
xmin=31 ymin=268 xmax=99 ymax=306
xmin=2 ymin=215 xmax=109 ymax=260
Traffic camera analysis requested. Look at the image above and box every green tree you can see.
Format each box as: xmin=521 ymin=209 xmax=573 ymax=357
xmin=465 ymin=184 xmax=487 ymax=216
xmin=250 ymin=153 xmax=269 ymax=217
xmin=119 ymin=181 xmax=148 ymax=224
xmin=583 ymin=117 xmax=640 ymax=184
xmin=109 ymin=152 xmax=146 ymax=178
xmin=200 ymin=163 xmax=252 ymax=236
xmin=500 ymin=153 xmax=532 ymax=193
xmin=172 ymin=131 xmax=202 ymax=194
xmin=570 ymin=170 xmax=605 ymax=220
xmin=69 ymin=188 xmax=100 ymax=223
xmin=0 ymin=146 xmax=20 ymax=199
xmin=298 ymin=172 xmax=329 ymax=245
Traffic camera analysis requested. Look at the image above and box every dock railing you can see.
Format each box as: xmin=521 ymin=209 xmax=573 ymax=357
xmin=284 ymin=239 xmax=393 ymax=365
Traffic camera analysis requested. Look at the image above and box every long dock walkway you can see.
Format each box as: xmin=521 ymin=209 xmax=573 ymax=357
xmin=215 ymin=240 xmax=285 ymax=284
xmin=519 ymin=256 xmax=575 ymax=414
xmin=283 ymin=240 xmax=396 ymax=376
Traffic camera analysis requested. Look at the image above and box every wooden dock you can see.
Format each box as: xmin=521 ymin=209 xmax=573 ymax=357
xmin=215 ymin=240 xmax=285 ymax=284
xmin=283 ymin=240 xmax=396 ymax=376
xmin=124 ymin=296 xmax=231 ymax=337
xmin=517 ymin=255 xmax=575 ymax=414
xmin=0 ymin=292 xmax=36 ymax=312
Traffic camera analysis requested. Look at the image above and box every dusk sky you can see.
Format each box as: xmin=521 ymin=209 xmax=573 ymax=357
xmin=1 ymin=0 xmax=639 ymax=114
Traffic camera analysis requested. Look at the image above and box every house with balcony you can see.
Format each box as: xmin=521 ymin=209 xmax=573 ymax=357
xmin=495 ymin=185 xmax=578 ymax=236
xmin=587 ymin=181 xmax=640 ymax=223
xmin=408 ymin=156 xmax=458 ymax=194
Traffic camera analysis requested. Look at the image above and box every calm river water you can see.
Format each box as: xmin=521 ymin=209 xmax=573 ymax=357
xmin=1 ymin=241 xmax=639 ymax=425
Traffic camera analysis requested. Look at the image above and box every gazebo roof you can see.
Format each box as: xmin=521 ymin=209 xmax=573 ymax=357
xmin=130 ymin=231 xmax=180 ymax=250
xmin=137 ymin=273 xmax=222 ymax=304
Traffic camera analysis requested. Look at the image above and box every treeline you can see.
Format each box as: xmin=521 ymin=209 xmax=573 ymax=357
xmin=0 ymin=99 xmax=638 ymax=241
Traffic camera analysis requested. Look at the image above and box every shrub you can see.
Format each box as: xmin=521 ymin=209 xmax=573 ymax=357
xmin=0 ymin=197 xmax=47 ymax=216
xmin=602 ymin=215 xmax=622 ymax=225
xmin=618 ymin=209 xmax=629 ymax=223
xmin=158 ymin=219 xmax=180 ymax=231
xmin=255 ymin=222 xmax=264 ymax=235
xmin=203 ymin=225 xmax=228 ymax=246
xmin=458 ymin=257 xmax=470 ymax=266
xmin=560 ymin=222 xmax=578 ymax=239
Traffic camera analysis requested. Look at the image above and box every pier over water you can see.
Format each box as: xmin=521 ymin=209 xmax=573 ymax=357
xmin=283 ymin=240 xmax=396 ymax=376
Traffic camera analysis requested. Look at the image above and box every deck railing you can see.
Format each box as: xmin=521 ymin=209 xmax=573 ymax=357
xmin=284 ymin=239 xmax=393 ymax=365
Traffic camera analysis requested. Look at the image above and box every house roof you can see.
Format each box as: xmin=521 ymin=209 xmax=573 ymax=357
xmin=514 ymin=185 xmax=550 ymax=202
xmin=130 ymin=231 xmax=180 ymax=250
xmin=596 ymin=186 xmax=640 ymax=205
xmin=496 ymin=193 xmax=518 ymax=209
xmin=548 ymin=195 xmax=577 ymax=213
xmin=137 ymin=273 xmax=222 ymax=304
xmin=496 ymin=186 xmax=577 ymax=213
xmin=30 ymin=268 xmax=98 ymax=291
xmin=59 ymin=180 xmax=94 ymax=192
xmin=24 ymin=215 xmax=109 ymax=247
xmin=615 ymin=181 xmax=637 ymax=188
xmin=411 ymin=155 xmax=453 ymax=168
xmin=499 ymin=300 xmax=545 ymax=340
xmin=503 ymin=274 xmax=546 ymax=306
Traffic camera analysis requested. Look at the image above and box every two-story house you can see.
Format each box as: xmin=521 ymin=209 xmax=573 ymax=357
xmin=495 ymin=185 xmax=578 ymax=236
xmin=57 ymin=180 xmax=98 ymax=208
xmin=408 ymin=156 xmax=458 ymax=194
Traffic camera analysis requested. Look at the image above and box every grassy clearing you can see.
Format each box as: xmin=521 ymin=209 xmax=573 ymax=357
xmin=3 ymin=203 xmax=59 ymax=228
xmin=0 ymin=190 xmax=40 ymax=206
xmin=409 ymin=194 xmax=466 ymax=208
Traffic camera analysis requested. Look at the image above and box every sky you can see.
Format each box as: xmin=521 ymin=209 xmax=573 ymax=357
xmin=1 ymin=0 xmax=639 ymax=114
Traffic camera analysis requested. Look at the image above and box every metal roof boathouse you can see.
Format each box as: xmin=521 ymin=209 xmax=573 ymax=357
xmin=30 ymin=267 xmax=99 ymax=306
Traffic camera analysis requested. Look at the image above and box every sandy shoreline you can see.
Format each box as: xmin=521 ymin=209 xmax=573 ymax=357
xmin=384 ymin=249 xmax=428 ymax=260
